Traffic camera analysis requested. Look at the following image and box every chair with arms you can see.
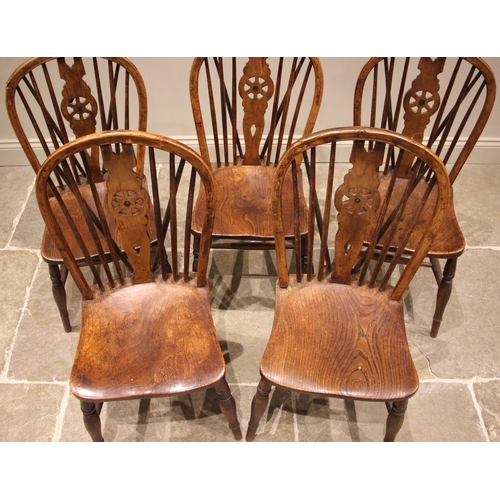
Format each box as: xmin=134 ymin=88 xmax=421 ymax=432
xmin=353 ymin=57 xmax=496 ymax=336
xmin=35 ymin=129 xmax=242 ymax=442
xmin=189 ymin=57 xmax=323 ymax=271
xmin=245 ymin=126 xmax=450 ymax=442
xmin=6 ymin=57 xmax=148 ymax=332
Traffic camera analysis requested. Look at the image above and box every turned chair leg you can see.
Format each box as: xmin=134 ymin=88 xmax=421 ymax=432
xmin=80 ymin=401 xmax=104 ymax=442
xmin=384 ymin=399 xmax=408 ymax=442
xmin=246 ymin=377 xmax=273 ymax=442
xmin=215 ymin=378 xmax=242 ymax=440
xmin=48 ymin=264 xmax=71 ymax=333
xmin=431 ymin=258 xmax=457 ymax=338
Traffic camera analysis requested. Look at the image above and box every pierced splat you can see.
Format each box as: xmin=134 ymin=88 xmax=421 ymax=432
xmin=103 ymin=144 xmax=153 ymax=284
xmin=57 ymin=57 xmax=102 ymax=180
xmin=239 ymin=58 xmax=274 ymax=165
xmin=399 ymin=57 xmax=446 ymax=178
xmin=331 ymin=140 xmax=383 ymax=284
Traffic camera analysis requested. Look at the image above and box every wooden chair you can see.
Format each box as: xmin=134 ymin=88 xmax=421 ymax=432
xmin=189 ymin=57 xmax=323 ymax=271
xmin=354 ymin=57 xmax=496 ymax=336
xmin=245 ymin=126 xmax=451 ymax=442
xmin=35 ymin=129 xmax=242 ymax=442
xmin=6 ymin=57 xmax=148 ymax=332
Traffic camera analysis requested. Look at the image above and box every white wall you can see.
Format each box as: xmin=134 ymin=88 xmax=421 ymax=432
xmin=1 ymin=57 xmax=499 ymax=166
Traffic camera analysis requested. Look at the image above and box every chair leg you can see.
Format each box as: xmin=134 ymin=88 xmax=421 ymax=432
xmin=246 ymin=377 xmax=273 ymax=442
xmin=383 ymin=399 xmax=408 ymax=442
xmin=215 ymin=378 xmax=242 ymax=440
xmin=48 ymin=264 xmax=71 ymax=333
xmin=430 ymin=258 xmax=457 ymax=338
xmin=80 ymin=401 xmax=104 ymax=442
xmin=192 ymin=233 xmax=201 ymax=272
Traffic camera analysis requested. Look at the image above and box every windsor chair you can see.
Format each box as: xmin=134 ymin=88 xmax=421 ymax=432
xmin=35 ymin=130 xmax=242 ymax=442
xmin=6 ymin=57 xmax=148 ymax=332
xmin=189 ymin=57 xmax=323 ymax=271
xmin=245 ymin=127 xmax=450 ymax=442
xmin=354 ymin=57 xmax=496 ymax=337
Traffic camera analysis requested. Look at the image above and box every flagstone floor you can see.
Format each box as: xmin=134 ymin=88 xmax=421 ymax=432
xmin=1 ymin=163 xmax=499 ymax=442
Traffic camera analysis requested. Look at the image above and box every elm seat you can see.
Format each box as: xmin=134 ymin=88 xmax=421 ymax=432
xmin=261 ymin=277 xmax=419 ymax=402
xmin=72 ymin=278 xmax=224 ymax=402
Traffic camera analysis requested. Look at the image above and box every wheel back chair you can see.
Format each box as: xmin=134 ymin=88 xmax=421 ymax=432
xmin=35 ymin=129 xmax=242 ymax=441
xmin=189 ymin=57 xmax=323 ymax=272
xmin=245 ymin=126 xmax=450 ymax=442
xmin=354 ymin=57 xmax=496 ymax=337
xmin=6 ymin=57 xmax=148 ymax=332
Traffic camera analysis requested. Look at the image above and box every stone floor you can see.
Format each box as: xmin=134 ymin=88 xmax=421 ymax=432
xmin=0 ymin=163 xmax=499 ymax=443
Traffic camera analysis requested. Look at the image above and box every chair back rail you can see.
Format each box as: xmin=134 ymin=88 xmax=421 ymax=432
xmin=190 ymin=57 xmax=323 ymax=168
xmin=273 ymin=126 xmax=451 ymax=301
xmin=36 ymin=130 xmax=215 ymax=300
xmin=353 ymin=57 xmax=496 ymax=184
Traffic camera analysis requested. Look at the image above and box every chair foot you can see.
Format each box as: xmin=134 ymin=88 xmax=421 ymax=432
xmin=430 ymin=258 xmax=457 ymax=338
xmin=80 ymin=401 xmax=104 ymax=442
xmin=384 ymin=399 xmax=408 ymax=442
xmin=215 ymin=378 xmax=242 ymax=440
xmin=48 ymin=264 xmax=71 ymax=332
xmin=246 ymin=377 xmax=273 ymax=442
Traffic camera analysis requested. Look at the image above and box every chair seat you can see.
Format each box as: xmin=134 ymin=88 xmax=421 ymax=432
xmin=70 ymin=277 xmax=225 ymax=402
xmin=41 ymin=178 xmax=157 ymax=263
xmin=260 ymin=276 xmax=419 ymax=402
xmin=364 ymin=176 xmax=465 ymax=258
xmin=191 ymin=164 xmax=308 ymax=239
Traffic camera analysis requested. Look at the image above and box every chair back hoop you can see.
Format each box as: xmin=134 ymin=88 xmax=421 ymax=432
xmin=35 ymin=130 xmax=215 ymax=300
xmin=6 ymin=57 xmax=148 ymax=178
xmin=273 ymin=126 xmax=450 ymax=301
xmin=353 ymin=57 xmax=496 ymax=185
xmin=190 ymin=57 xmax=323 ymax=168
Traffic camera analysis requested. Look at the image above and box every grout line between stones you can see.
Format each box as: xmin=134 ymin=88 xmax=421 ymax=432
xmin=52 ymin=385 xmax=71 ymax=442
xmin=0 ymin=256 xmax=43 ymax=380
xmin=467 ymin=380 xmax=490 ymax=442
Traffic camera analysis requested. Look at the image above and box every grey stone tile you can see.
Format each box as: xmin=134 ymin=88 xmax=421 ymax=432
xmin=0 ymin=250 xmax=39 ymax=373
xmin=0 ymin=382 xmax=66 ymax=441
xmin=6 ymin=262 xmax=80 ymax=381
xmin=401 ymin=382 xmax=486 ymax=441
xmin=213 ymin=309 xmax=273 ymax=385
xmin=473 ymin=380 xmax=500 ymax=442
xmin=405 ymin=248 xmax=500 ymax=379
xmin=9 ymin=187 xmax=45 ymax=251
xmin=453 ymin=164 xmax=500 ymax=247
xmin=208 ymin=249 xmax=278 ymax=311
xmin=265 ymin=382 xmax=485 ymax=442
xmin=0 ymin=166 xmax=34 ymax=248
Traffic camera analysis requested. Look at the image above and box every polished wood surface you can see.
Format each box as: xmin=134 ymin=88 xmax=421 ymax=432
xmin=189 ymin=57 xmax=323 ymax=268
xmin=246 ymin=126 xmax=451 ymax=442
xmin=35 ymin=130 xmax=241 ymax=441
xmin=6 ymin=57 xmax=149 ymax=332
xmin=354 ymin=57 xmax=496 ymax=336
